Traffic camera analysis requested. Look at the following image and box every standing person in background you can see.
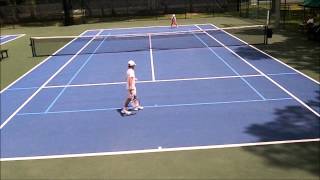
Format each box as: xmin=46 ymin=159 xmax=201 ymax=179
xmin=171 ymin=14 xmax=178 ymax=28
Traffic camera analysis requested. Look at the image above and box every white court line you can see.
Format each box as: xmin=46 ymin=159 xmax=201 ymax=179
xmin=0 ymin=31 xmax=87 ymax=94
xmin=0 ymin=34 xmax=25 ymax=45
xmin=7 ymin=73 xmax=298 ymax=91
xmin=209 ymin=24 xmax=320 ymax=85
xmin=6 ymin=73 xmax=297 ymax=91
xmin=42 ymin=74 xmax=263 ymax=89
xmin=148 ymin=34 xmax=156 ymax=81
xmin=0 ymin=30 xmax=104 ymax=129
xmin=0 ymin=35 xmax=8 ymax=39
xmin=267 ymin=72 xmax=299 ymax=76
xmin=196 ymin=25 xmax=320 ymax=117
xmin=1 ymin=138 xmax=318 ymax=162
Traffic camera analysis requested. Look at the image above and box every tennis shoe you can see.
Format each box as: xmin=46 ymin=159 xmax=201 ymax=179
xmin=133 ymin=106 xmax=144 ymax=111
xmin=121 ymin=109 xmax=132 ymax=115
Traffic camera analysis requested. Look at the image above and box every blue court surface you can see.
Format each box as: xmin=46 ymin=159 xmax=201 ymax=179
xmin=1 ymin=24 xmax=319 ymax=161
xmin=0 ymin=34 xmax=25 ymax=45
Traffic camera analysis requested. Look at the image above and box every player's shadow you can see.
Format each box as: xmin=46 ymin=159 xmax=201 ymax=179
xmin=116 ymin=109 xmax=124 ymax=117
xmin=243 ymin=90 xmax=320 ymax=176
xmin=116 ymin=108 xmax=136 ymax=117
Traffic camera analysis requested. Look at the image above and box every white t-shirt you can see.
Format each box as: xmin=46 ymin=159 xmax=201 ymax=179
xmin=126 ymin=68 xmax=136 ymax=90
xmin=171 ymin=15 xmax=176 ymax=22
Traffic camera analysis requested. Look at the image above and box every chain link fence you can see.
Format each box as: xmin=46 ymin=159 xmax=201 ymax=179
xmin=0 ymin=0 xmax=240 ymax=25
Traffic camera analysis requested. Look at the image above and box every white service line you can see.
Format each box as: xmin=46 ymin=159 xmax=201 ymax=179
xmin=0 ymin=30 xmax=104 ymax=129
xmin=209 ymin=23 xmax=320 ymax=85
xmin=196 ymin=25 xmax=320 ymax=117
xmin=43 ymin=74 xmax=263 ymax=89
xmin=148 ymin=34 xmax=156 ymax=81
xmin=1 ymin=138 xmax=318 ymax=162
xmin=6 ymin=73 xmax=295 ymax=91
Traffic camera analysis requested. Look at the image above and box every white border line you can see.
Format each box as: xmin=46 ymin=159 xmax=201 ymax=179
xmin=1 ymin=25 xmax=318 ymax=161
xmin=148 ymin=34 xmax=156 ymax=81
xmin=209 ymin=24 xmax=320 ymax=85
xmin=0 ymin=30 xmax=104 ymax=129
xmin=0 ymin=34 xmax=25 ymax=45
xmin=1 ymin=138 xmax=318 ymax=162
xmin=197 ymin=25 xmax=320 ymax=117
xmin=0 ymin=35 xmax=8 ymax=39
xmin=78 ymin=29 xmax=100 ymax=36
xmin=0 ymin=32 xmax=87 ymax=94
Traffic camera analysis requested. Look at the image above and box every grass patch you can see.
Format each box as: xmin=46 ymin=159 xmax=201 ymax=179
xmin=1 ymin=142 xmax=319 ymax=180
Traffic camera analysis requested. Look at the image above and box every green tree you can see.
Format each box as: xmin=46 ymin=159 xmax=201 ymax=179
xmin=29 ymin=0 xmax=36 ymax=18
xmin=62 ymin=0 xmax=73 ymax=26
xmin=7 ymin=0 xmax=18 ymax=21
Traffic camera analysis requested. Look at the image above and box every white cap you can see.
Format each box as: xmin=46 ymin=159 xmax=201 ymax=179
xmin=128 ymin=60 xmax=136 ymax=66
xmin=173 ymin=14 xmax=175 ymax=17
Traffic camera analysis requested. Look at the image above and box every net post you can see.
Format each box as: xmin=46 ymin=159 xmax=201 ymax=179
xmin=211 ymin=0 xmax=214 ymax=17
xmin=185 ymin=0 xmax=187 ymax=19
xmin=264 ymin=25 xmax=268 ymax=44
xmin=267 ymin=10 xmax=270 ymax=26
xmin=266 ymin=10 xmax=270 ymax=45
xmin=30 ymin=38 xmax=36 ymax=57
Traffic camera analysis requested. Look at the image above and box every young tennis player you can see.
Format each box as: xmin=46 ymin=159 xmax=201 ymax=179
xmin=121 ymin=60 xmax=143 ymax=115
xmin=171 ymin=14 xmax=178 ymax=28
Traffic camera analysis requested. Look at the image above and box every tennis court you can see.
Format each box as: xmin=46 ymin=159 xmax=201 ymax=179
xmin=0 ymin=24 xmax=319 ymax=161
xmin=0 ymin=34 xmax=25 ymax=45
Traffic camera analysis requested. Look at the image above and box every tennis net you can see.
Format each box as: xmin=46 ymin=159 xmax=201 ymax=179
xmin=30 ymin=25 xmax=267 ymax=57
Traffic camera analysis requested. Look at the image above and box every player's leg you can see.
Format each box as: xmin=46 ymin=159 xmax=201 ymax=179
xmin=121 ymin=98 xmax=132 ymax=115
xmin=172 ymin=22 xmax=177 ymax=28
xmin=171 ymin=19 xmax=176 ymax=28
xmin=121 ymin=90 xmax=133 ymax=115
xmin=173 ymin=20 xmax=178 ymax=27
xmin=131 ymin=89 xmax=143 ymax=110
